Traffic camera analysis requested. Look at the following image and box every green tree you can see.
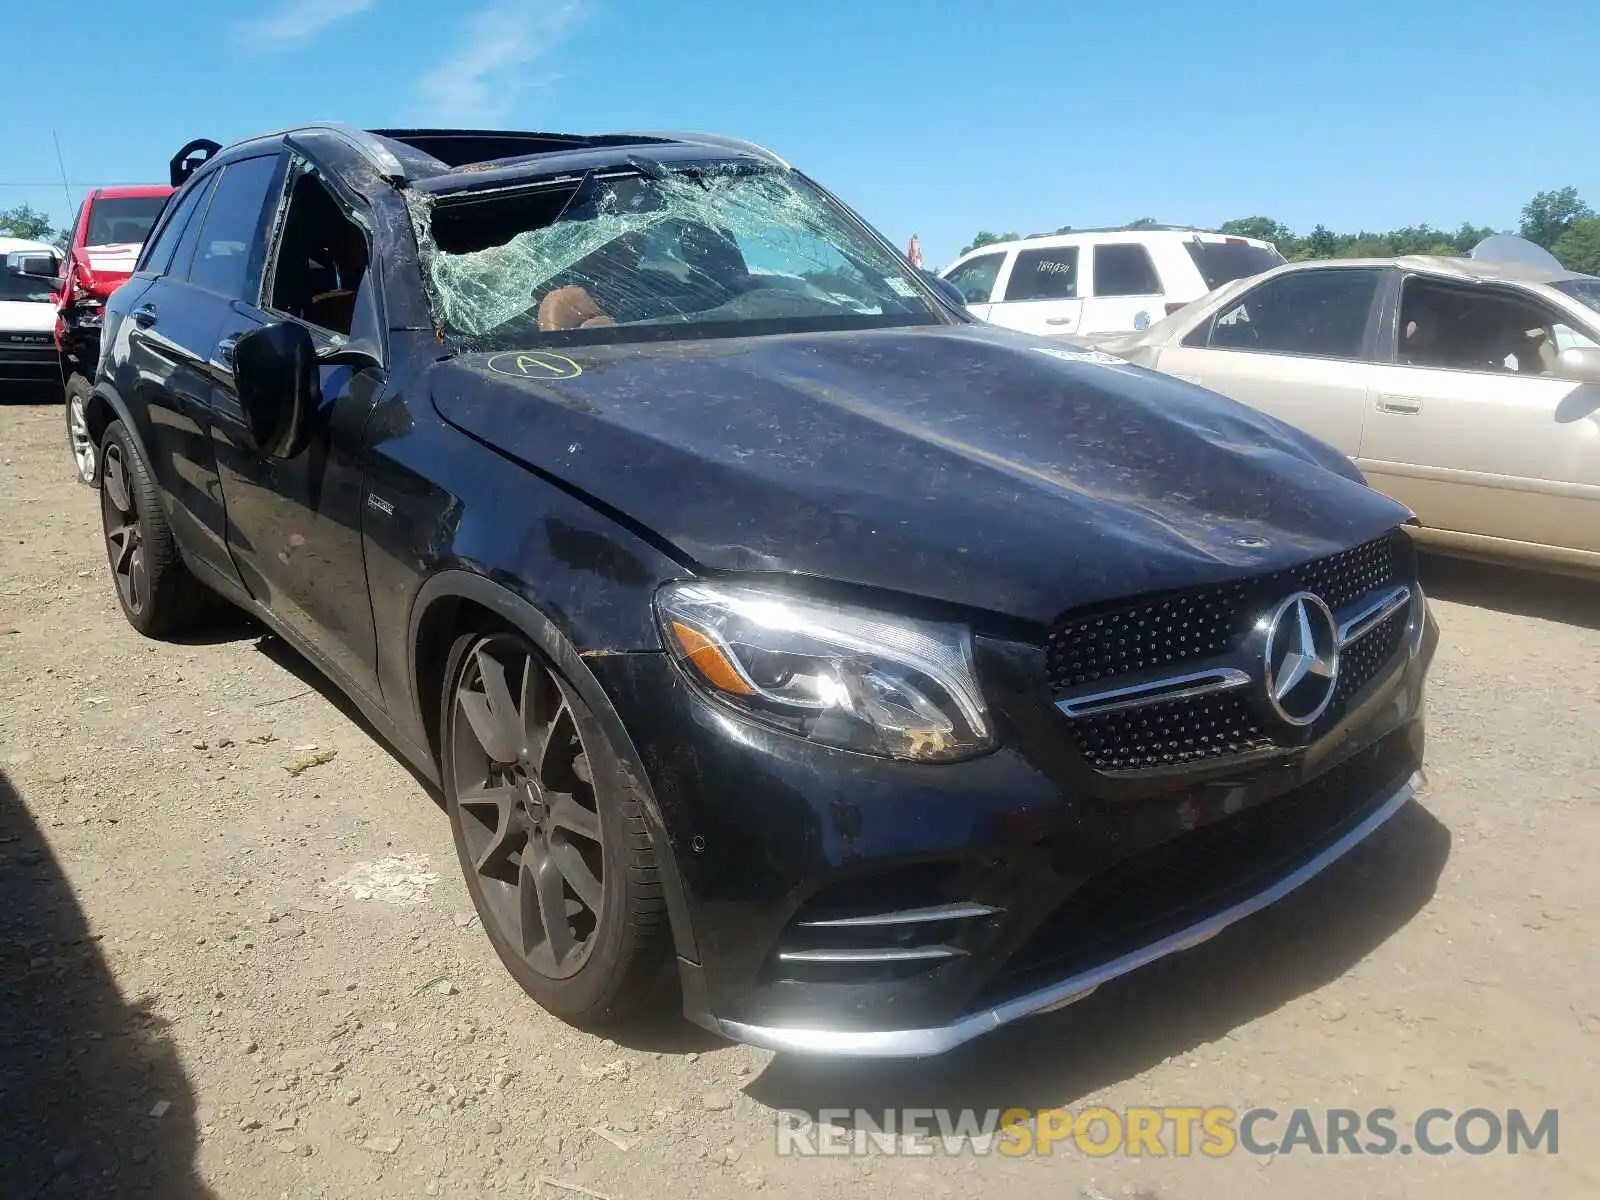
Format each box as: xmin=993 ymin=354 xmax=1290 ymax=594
xmin=1519 ymin=187 xmax=1594 ymax=250
xmin=1451 ymin=222 xmax=1499 ymax=253
xmin=1553 ymin=218 xmax=1600 ymax=276
xmin=959 ymin=230 xmax=1020 ymax=256
xmin=1219 ymin=216 xmax=1296 ymax=247
xmin=1304 ymin=224 xmax=1338 ymax=259
xmin=0 ymin=202 xmax=55 ymax=241
xmin=1122 ymin=217 xmax=1159 ymax=230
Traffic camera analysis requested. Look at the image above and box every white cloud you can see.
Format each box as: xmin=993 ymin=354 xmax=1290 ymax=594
xmin=415 ymin=0 xmax=582 ymax=124
xmin=237 ymin=0 xmax=377 ymax=51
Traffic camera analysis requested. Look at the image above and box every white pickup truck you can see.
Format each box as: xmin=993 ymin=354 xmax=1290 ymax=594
xmin=1 ymin=237 xmax=62 ymax=392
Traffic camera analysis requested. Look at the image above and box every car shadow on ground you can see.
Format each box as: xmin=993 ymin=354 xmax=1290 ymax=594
xmin=0 ymin=768 xmax=215 ymax=1197
xmin=1419 ymin=553 xmax=1600 ymax=630
xmin=239 ymin=627 xmax=447 ymax=806
xmin=746 ymin=799 xmax=1450 ymax=1117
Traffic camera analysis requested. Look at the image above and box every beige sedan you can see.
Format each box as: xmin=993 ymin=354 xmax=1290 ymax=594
xmin=1092 ymin=253 xmax=1600 ymax=574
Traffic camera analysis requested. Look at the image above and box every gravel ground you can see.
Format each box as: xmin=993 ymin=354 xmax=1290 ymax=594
xmin=2 ymin=393 xmax=1597 ymax=1199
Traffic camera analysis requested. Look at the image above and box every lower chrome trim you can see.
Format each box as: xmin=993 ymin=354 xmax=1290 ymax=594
xmin=777 ymin=945 xmax=964 ymax=964
xmin=798 ymin=902 xmax=1001 ymax=928
xmin=717 ymin=771 xmax=1421 ymax=1057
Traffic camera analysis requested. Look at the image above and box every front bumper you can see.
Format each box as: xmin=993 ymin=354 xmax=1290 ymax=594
xmin=589 ymin=590 xmax=1437 ymax=1058
xmin=720 ymin=770 xmax=1419 ymax=1056
xmin=0 ymin=338 xmax=62 ymax=385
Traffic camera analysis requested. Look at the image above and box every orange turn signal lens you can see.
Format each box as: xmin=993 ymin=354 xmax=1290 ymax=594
xmin=669 ymin=620 xmax=755 ymax=696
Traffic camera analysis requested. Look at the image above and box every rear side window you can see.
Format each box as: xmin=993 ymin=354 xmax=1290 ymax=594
xmin=1184 ymin=240 xmax=1286 ymax=290
xmin=943 ymin=252 xmax=1004 ymax=303
xmin=1004 ymin=247 xmax=1078 ymax=301
xmin=140 ymin=177 xmax=213 ymax=277
xmin=187 ymin=155 xmax=283 ymax=299
xmin=1092 ymin=243 xmax=1162 ymax=296
xmin=1200 ymin=268 xmax=1382 ymax=360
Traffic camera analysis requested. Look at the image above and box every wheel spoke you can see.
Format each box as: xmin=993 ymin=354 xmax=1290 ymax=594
xmin=107 ymin=526 xmax=135 ymax=572
xmin=457 ymin=649 xmax=525 ymax=763
xmin=128 ymin=552 xmax=147 ymax=610
xmin=459 ymin=782 xmax=522 ymax=872
xmin=548 ymin=835 xmax=602 ymax=913
xmin=103 ymin=454 xmax=131 ymax=514
xmin=534 ymin=699 xmax=575 ymax=781
xmin=547 ymin=792 xmax=600 ymax=843
xmin=521 ymin=840 xmax=575 ymax=964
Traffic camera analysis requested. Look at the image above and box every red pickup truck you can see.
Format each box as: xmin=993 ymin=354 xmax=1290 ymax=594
xmin=57 ymin=183 xmax=172 ymax=484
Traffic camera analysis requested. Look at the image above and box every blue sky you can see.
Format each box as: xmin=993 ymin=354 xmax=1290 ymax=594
xmin=4 ymin=0 xmax=1595 ymax=266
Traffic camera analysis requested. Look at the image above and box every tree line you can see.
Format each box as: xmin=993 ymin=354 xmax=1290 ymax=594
xmin=0 ymin=202 xmax=66 ymax=249
xmin=959 ymin=187 xmax=1600 ymax=275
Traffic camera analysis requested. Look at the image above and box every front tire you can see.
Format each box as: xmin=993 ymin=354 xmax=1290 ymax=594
xmin=65 ymin=375 xmax=98 ymax=486
xmin=441 ymin=629 xmax=672 ymax=1025
xmin=99 ymin=421 xmax=216 ymax=637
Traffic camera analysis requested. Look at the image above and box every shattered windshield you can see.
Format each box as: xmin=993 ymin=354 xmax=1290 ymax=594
xmin=410 ymin=161 xmax=944 ymax=347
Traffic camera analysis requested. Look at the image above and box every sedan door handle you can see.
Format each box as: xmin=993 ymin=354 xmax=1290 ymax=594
xmin=1377 ymin=395 xmax=1424 ymax=415
xmin=131 ymin=303 xmax=158 ymax=328
xmin=1045 ymin=317 xmax=1075 ymax=326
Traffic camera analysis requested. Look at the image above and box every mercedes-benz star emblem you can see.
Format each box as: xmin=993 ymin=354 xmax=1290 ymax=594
xmin=1262 ymin=591 xmax=1340 ymax=727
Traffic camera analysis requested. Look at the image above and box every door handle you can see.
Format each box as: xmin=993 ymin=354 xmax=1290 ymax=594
xmin=131 ymin=303 xmax=158 ymax=328
xmin=1045 ymin=317 xmax=1075 ymax=326
xmin=1377 ymin=395 xmax=1424 ymax=415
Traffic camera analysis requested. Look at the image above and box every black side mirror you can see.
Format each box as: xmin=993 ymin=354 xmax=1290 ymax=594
xmin=919 ymin=268 xmax=969 ymax=310
xmin=16 ymin=254 xmax=60 ymax=280
xmin=233 ymin=322 xmax=320 ymax=458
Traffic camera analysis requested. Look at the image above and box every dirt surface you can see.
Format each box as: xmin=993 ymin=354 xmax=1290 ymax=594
xmin=2 ymin=392 xmax=1597 ymax=1199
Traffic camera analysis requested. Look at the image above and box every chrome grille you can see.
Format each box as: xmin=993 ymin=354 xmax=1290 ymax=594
xmin=1073 ymin=691 xmax=1275 ymax=773
xmin=1046 ymin=533 xmax=1399 ymax=692
xmin=1050 ymin=533 xmax=1408 ymax=773
xmin=1334 ymin=607 xmax=1406 ymax=707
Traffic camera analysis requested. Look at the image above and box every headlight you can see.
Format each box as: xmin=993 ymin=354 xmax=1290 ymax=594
xmin=655 ymin=581 xmax=993 ymax=762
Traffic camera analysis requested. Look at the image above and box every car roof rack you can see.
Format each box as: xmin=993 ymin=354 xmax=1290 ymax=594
xmin=169 ymin=139 xmax=222 ymax=188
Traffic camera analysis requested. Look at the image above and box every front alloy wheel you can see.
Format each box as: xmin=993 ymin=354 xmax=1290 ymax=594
xmin=442 ymin=630 xmax=673 ymax=1023
xmin=451 ymin=636 xmax=607 ymax=977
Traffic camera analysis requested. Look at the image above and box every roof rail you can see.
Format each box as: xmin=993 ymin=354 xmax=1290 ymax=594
xmin=616 ymin=130 xmax=789 ymax=169
xmin=290 ymin=122 xmax=409 ymax=184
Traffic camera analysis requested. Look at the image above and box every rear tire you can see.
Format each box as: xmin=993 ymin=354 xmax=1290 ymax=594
xmin=65 ymin=374 xmax=98 ymax=486
xmin=99 ymin=421 xmax=218 ymax=637
xmin=440 ymin=627 xmax=673 ymax=1026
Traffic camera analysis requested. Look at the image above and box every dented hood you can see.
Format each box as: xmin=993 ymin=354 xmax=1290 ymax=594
xmin=429 ymin=325 xmax=1409 ymax=624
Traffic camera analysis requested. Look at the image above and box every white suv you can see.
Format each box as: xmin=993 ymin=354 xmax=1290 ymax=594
xmin=940 ymin=228 xmax=1284 ymax=339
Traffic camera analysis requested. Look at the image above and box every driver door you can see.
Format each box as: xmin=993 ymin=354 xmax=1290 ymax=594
xmin=940 ymin=250 xmax=1006 ymax=321
xmin=207 ymin=161 xmax=388 ymax=702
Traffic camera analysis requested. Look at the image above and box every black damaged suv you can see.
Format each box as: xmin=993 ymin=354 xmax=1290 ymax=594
xmin=84 ymin=124 xmax=1436 ymax=1056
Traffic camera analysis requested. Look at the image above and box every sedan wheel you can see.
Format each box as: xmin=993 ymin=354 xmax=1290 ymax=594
xmin=449 ymin=635 xmax=607 ymax=980
xmin=68 ymin=388 xmax=96 ymax=485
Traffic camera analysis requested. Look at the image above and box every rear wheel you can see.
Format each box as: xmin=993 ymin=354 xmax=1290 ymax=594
xmin=99 ymin=421 xmax=217 ymax=637
xmin=442 ymin=629 xmax=672 ymax=1023
xmin=65 ymin=375 xmax=97 ymax=486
